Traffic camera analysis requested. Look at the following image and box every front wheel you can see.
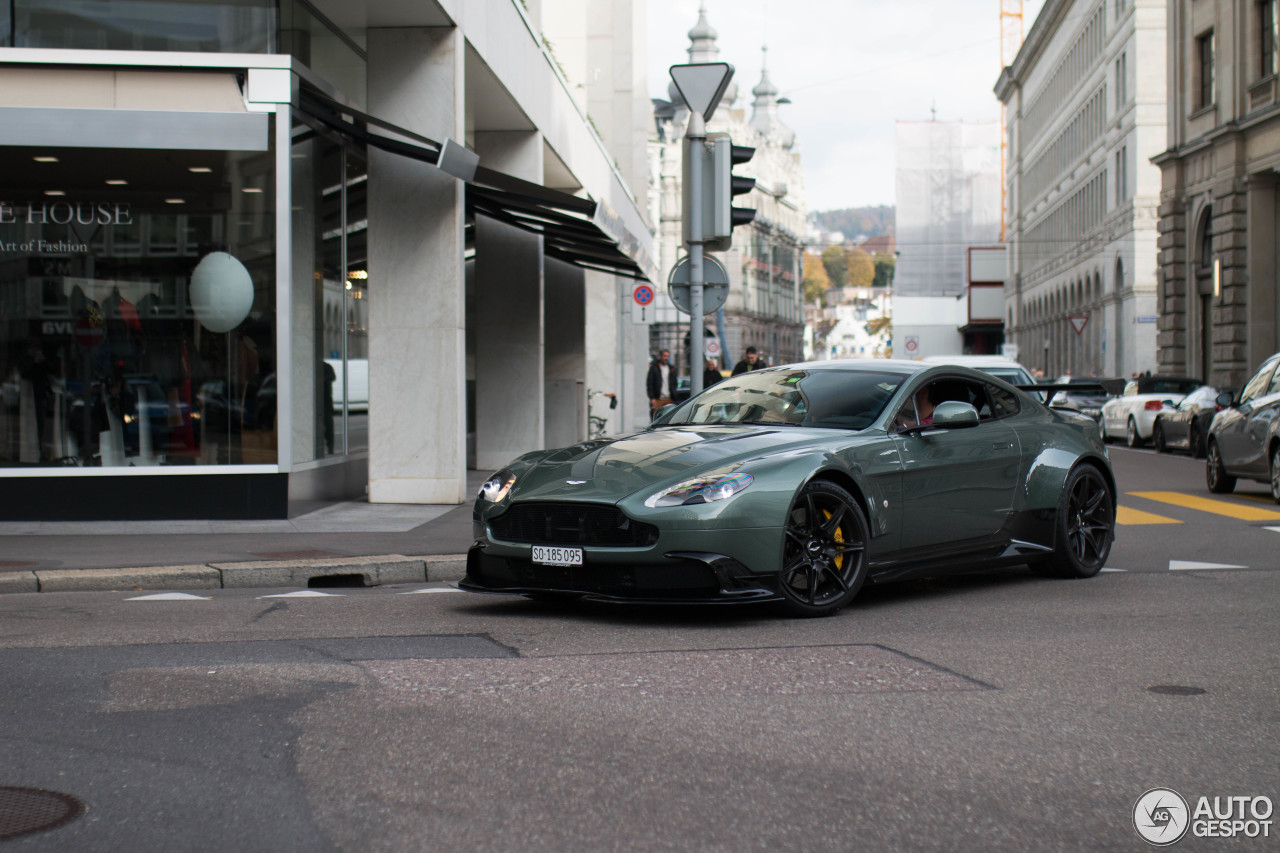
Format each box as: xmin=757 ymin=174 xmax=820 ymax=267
xmin=1152 ymin=421 xmax=1167 ymax=453
xmin=1270 ymin=446 xmax=1280 ymax=504
xmin=1206 ymin=440 xmax=1237 ymax=494
xmin=778 ymin=480 xmax=869 ymax=617
xmin=1189 ymin=423 xmax=1205 ymax=459
xmin=1032 ymin=464 xmax=1114 ymax=579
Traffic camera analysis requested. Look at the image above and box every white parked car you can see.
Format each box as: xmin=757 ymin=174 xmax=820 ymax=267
xmin=1100 ymin=375 xmax=1202 ymax=447
xmin=920 ymin=355 xmax=1036 ymax=388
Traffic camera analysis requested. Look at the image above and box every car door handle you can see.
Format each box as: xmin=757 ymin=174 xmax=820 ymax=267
xmin=992 ymin=441 xmax=1013 ymax=450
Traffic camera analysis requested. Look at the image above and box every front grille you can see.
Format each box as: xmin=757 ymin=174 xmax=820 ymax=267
xmin=489 ymin=501 xmax=658 ymax=547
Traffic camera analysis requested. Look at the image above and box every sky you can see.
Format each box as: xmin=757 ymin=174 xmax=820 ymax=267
xmin=646 ymin=0 xmax=1048 ymax=213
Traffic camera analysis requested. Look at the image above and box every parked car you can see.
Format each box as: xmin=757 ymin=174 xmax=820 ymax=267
xmin=1100 ymin=375 xmax=1202 ymax=447
xmin=1152 ymin=385 xmax=1229 ymax=458
xmin=1049 ymin=377 xmax=1125 ymax=425
xmin=463 ymin=359 xmax=1117 ymax=617
xmin=920 ymin=355 xmax=1035 ymax=387
xmin=1205 ymin=352 xmax=1280 ymax=502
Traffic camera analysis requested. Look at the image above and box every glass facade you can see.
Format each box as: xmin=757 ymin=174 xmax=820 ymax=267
xmin=0 ymin=143 xmax=277 ymax=467
xmin=291 ymin=113 xmax=368 ymax=463
xmin=7 ymin=0 xmax=275 ymax=52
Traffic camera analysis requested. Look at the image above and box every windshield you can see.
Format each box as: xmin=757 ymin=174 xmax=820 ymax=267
xmin=652 ymin=369 xmax=904 ymax=430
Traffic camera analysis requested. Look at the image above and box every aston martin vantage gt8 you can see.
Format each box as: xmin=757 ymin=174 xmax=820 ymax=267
xmin=461 ymin=360 xmax=1117 ymax=617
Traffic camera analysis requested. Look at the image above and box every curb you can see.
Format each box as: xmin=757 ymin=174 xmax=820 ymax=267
xmin=5 ymin=554 xmax=469 ymax=594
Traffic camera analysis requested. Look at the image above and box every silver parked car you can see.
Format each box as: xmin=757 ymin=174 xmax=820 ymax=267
xmin=1205 ymin=353 xmax=1280 ymax=502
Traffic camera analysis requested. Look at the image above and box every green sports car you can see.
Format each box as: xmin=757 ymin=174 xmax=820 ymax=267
xmin=461 ymin=360 xmax=1116 ymax=617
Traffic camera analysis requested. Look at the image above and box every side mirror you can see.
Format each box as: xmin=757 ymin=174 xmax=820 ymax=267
xmin=650 ymin=403 xmax=677 ymax=424
xmin=929 ymin=401 xmax=980 ymax=428
xmin=1216 ymin=391 xmax=1233 ymax=408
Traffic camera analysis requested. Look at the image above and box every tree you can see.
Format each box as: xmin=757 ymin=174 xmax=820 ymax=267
xmin=872 ymin=254 xmax=896 ymax=289
xmin=845 ymin=248 xmax=874 ymax=288
xmin=802 ymin=252 xmax=831 ymax=304
xmin=820 ymin=245 xmax=847 ymax=288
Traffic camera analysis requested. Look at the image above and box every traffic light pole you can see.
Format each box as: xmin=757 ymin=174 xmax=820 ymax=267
xmin=686 ymin=111 xmax=707 ymax=396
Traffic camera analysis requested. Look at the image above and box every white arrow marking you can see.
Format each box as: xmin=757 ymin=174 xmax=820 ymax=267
xmin=126 ymin=592 xmax=211 ymax=601
xmin=398 ymin=587 xmax=465 ymax=595
xmin=1100 ymin=568 xmax=1125 ymax=573
xmin=256 ymin=590 xmax=344 ymax=598
xmin=1265 ymin=526 xmax=1280 ymax=534
xmin=1169 ymin=560 xmax=1248 ymax=571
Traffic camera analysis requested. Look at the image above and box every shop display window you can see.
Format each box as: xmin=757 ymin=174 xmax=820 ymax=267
xmin=0 ymin=144 xmax=277 ymax=467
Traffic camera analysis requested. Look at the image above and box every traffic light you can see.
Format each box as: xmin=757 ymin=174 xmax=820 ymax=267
xmin=681 ymin=134 xmax=756 ymax=252
xmin=707 ymin=134 xmax=755 ymax=252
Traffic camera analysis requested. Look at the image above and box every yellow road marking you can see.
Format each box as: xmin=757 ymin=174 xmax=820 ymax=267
xmin=1116 ymin=506 xmax=1182 ymax=525
xmin=1127 ymin=491 xmax=1280 ymax=521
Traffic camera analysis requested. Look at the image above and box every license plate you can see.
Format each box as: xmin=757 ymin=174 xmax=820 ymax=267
xmin=532 ymin=545 xmax=583 ymax=566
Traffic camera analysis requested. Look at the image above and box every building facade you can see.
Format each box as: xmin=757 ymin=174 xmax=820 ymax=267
xmin=647 ymin=6 xmax=806 ymax=377
xmin=1153 ymin=0 xmax=1280 ymax=387
xmin=0 ymin=0 xmax=654 ymax=520
xmin=997 ymin=0 xmax=1166 ymax=379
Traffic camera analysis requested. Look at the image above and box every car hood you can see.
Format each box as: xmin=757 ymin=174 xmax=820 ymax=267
xmin=509 ymin=425 xmax=843 ymax=503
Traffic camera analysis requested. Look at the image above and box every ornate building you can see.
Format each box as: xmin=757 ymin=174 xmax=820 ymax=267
xmin=647 ymin=5 xmax=806 ymax=376
xmin=1153 ymin=0 xmax=1280 ymax=387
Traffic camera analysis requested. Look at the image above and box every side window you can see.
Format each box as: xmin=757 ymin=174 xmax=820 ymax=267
xmin=1240 ymin=359 xmax=1277 ymax=403
xmin=987 ymin=383 xmax=1021 ymax=419
xmin=1267 ymin=360 xmax=1280 ymax=396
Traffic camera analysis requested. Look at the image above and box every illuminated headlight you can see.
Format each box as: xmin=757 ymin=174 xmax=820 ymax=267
xmin=478 ymin=469 xmax=516 ymax=503
xmin=645 ymin=472 xmax=754 ymax=508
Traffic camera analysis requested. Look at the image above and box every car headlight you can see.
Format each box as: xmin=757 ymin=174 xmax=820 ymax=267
xmin=478 ymin=469 xmax=516 ymax=503
xmin=644 ymin=472 xmax=753 ymax=508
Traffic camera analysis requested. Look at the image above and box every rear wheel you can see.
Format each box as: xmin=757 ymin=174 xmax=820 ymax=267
xmin=1206 ymin=440 xmax=1237 ymax=494
xmin=1126 ymin=417 xmax=1143 ymax=448
xmin=1032 ymin=464 xmax=1114 ymax=579
xmin=1152 ymin=421 xmax=1167 ymax=453
xmin=778 ymin=480 xmax=869 ymax=617
xmin=1189 ymin=423 xmax=1204 ymax=459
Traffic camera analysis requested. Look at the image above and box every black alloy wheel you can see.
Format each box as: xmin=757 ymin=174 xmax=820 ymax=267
xmin=1033 ymin=464 xmax=1114 ymax=579
xmin=1270 ymin=446 xmax=1280 ymax=504
xmin=1206 ymin=440 xmax=1237 ymax=494
xmin=1153 ymin=421 xmax=1167 ymax=453
xmin=1126 ymin=417 xmax=1143 ymax=448
xmin=779 ymin=480 xmax=869 ymax=617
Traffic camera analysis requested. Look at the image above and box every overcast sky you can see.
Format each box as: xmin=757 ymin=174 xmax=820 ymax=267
xmin=646 ymin=0 xmax=1048 ymax=213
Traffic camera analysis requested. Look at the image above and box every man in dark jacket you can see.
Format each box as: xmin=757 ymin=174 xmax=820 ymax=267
xmin=731 ymin=346 xmax=765 ymax=376
xmin=646 ymin=349 xmax=674 ymax=414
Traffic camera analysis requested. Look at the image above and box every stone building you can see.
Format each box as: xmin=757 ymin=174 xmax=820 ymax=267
xmin=647 ymin=5 xmax=806 ymax=376
xmin=996 ymin=0 xmax=1165 ymax=378
xmin=1153 ymin=0 xmax=1280 ymax=386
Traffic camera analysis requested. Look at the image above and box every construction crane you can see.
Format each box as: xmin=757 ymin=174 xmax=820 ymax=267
xmin=1000 ymin=0 xmax=1024 ymax=242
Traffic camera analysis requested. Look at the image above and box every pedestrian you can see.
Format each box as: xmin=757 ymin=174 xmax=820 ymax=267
xmin=702 ymin=357 xmax=722 ymax=390
xmin=646 ymin=348 xmax=675 ymax=414
xmin=731 ymin=346 xmax=765 ymax=376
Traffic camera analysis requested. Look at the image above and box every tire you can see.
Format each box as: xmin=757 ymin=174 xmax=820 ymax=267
xmin=1126 ymin=417 xmax=1143 ymax=448
xmin=1152 ymin=421 xmax=1167 ymax=453
xmin=1270 ymin=445 xmax=1280 ymax=505
xmin=778 ymin=480 xmax=869 ymax=617
xmin=1032 ymin=464 xmax=1115 ymax=579
xmin=1189 ymin=423 xmax=1204 ymax=459
xmin=1206 ymin=440 xmax=1237 ymax=494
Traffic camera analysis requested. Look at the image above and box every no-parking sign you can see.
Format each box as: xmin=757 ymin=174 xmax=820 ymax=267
xmin=904 ymin=336 xmax=919 ymax=355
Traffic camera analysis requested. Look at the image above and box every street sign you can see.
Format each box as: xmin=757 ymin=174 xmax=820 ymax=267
xmin=633 ymin=284 xmax=654 ymax=306
xmin=904 ymin=336 xmax=919 ymax=355
xmin=705 ymin=338 xmax=721 ymax=360
xmin=669 ymin=62 xmax=734 ymax=120
xmin=668 ymin=255 xmax=729 ymax=315
xmin=1069 ymin=314 xmax=1089 ymax=335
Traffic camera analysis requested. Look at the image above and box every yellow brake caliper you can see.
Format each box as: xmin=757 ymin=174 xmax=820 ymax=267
xmin=822 ymin=509 xmax=844 ymax=571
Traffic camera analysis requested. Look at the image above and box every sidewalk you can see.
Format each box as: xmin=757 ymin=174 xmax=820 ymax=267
xmin=0 ymin=473 xmax=485 ymax=595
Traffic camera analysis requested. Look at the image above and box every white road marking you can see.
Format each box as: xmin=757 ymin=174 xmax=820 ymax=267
xmin=126 ymin=592 xmax=211 ymax=601
xmin=398 ymin=587 xmax=465 ymax=595
xmin=256 ymin=590 xmax=345 ymax=598
xmin=1100 ymin=568 xmax=1125 ymax=573
xmin=1169 ymin=560 xmax=1248 ymax=571
xmin=1265 ymin=526 xmax=1280 ymax=535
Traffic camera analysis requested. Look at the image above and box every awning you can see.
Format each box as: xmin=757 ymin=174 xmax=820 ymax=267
xmin=299 ymin=90 xmax=655 ymax=282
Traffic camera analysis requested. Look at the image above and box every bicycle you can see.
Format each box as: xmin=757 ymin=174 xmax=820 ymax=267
xmin=587 ymin=389 xmax=617 ymax=439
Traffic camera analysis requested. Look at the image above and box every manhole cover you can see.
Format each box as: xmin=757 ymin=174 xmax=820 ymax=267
xmin=0 ymin=787 xmax=85 ymax=840
xmin=1147 ymin=685 xmax=1207 ymax=696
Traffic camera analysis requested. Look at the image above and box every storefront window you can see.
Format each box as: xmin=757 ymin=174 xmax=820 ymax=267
xmin=279 ymin=0 xmax=367 ymax=110
xmin=9 ymin=0 xmax=274 ymax=52
xmin=0 ymin=144 xmax=277 ymax=467
xmin=291 ymin=114 xmax=368 ymax=463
